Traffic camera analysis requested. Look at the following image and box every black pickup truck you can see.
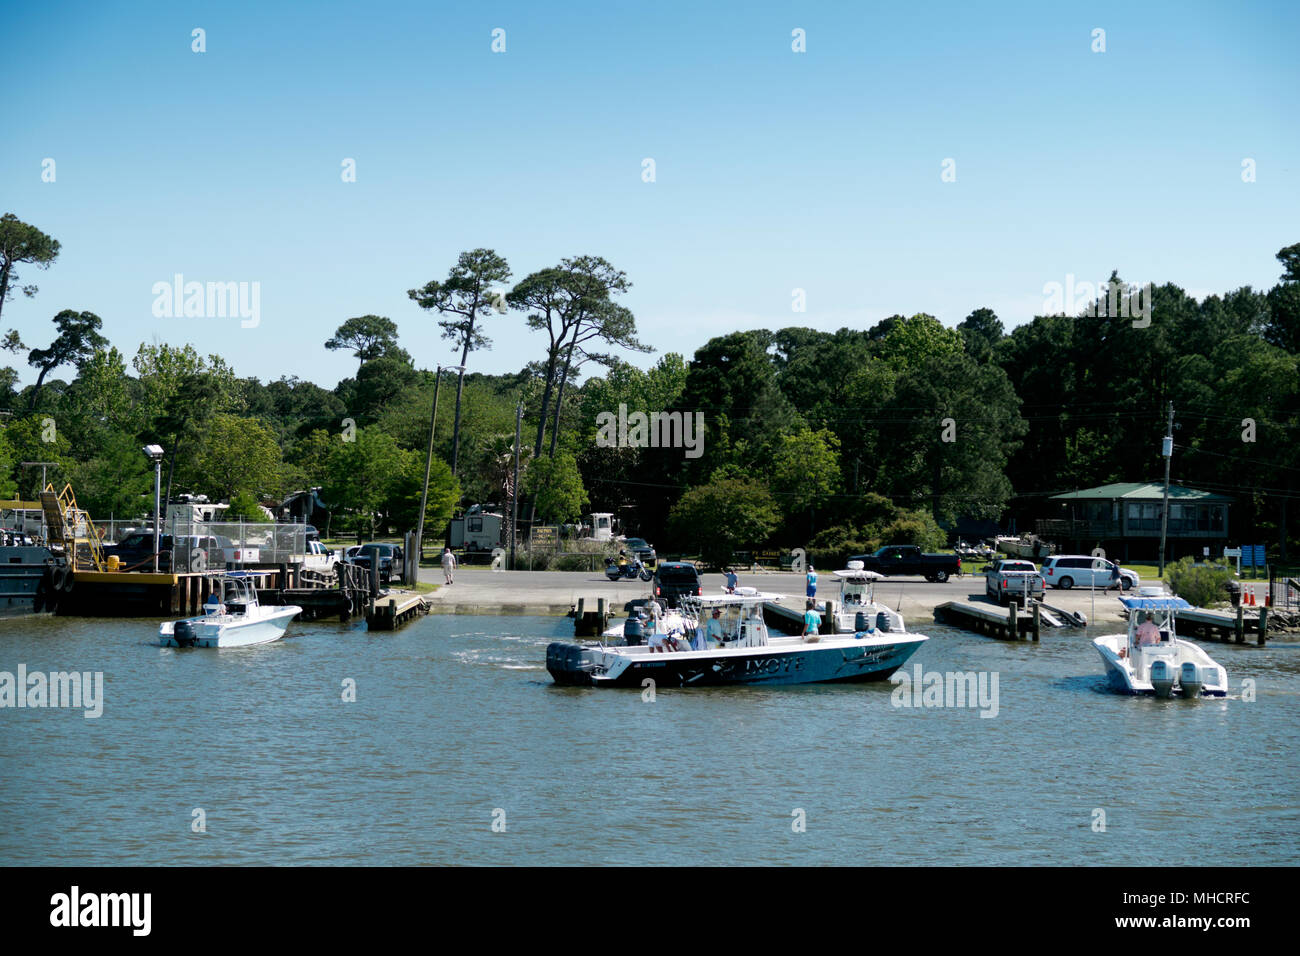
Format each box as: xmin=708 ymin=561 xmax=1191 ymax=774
xmin=847 ymin=545 xmax=962 ymax=582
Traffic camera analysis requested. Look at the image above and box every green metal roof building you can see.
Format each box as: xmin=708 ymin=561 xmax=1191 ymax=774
xmin=1037 ymin=482 xmax=1232 ymax=560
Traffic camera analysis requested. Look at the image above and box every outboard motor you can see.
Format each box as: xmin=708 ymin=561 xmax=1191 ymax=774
xmin=1179 ymin=662 xmax=1203 ymax=699
xmin=546 ymin=642 xmax=598 ymax=686
xmin=876 ymin=611 xmax=893 ymax=633
xmin=173 ymin=620 xmax=197 ymax=648
xmin=855 ymin=610 xmax=869 ymax=632
xmin=623 ymin=613 xmax=646 ymax=646
xmin=1149 ymin=658 xmax=1175 ymax=698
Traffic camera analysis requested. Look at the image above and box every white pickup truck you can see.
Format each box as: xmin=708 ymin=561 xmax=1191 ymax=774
xmin=986 ymin=559 xmax=1046 ymax=606
xmin=300 ymin=539 xmax=339 ymax=572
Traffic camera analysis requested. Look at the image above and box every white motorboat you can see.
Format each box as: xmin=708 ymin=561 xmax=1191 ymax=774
xmin=1093 ymin=594 xmax=1227 ymax=698
xmin=552 ymin=588 xmax=927 ymax=687
xmin=157 ymin=572 xmax=301 ymax=648
xmin=830 ymin=563 xmax=906 ymax=634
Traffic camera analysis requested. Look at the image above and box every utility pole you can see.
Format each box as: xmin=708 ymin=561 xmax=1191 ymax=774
xmin=1158 ymin=401 xmax=1174 ymax=576
xmin=416 ymin=364 xmax=464 ymax=565
xmin=511 ymin=402 xmax=522 ymax=571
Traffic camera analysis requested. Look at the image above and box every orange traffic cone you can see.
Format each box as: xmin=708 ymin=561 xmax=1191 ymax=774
xmin=1247 ymin=588 xmax=1256 ymax=607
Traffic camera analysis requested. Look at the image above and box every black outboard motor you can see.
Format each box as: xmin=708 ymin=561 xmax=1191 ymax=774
xmin=546 ymin=642 xmax=597 ymax=686
xmin=624 ymin=612 xmax=646 ymax=646
xmin=855 ymin=610 xmax=871 ymax=632
xmin=876 ymin=611 xmax=892 ymax=633
xmin=173 ymin=620 xmax=197 ymax=648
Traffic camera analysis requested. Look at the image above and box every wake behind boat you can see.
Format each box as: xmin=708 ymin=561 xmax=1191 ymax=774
xmin=157 ymin=572 xmax=301 ymax=648
xmin=549 ymin=586 xmax=927 ymax=687
xmin=1093 ymin=592 xmax=1227 ymax=698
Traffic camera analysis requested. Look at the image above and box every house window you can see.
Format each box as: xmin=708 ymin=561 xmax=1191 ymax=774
xmin=1210 ymin=506 xmax=1224 ymax=532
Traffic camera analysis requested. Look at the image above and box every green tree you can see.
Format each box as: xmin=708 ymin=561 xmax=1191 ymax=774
xmin=324 ymin=427 xmax=409 ymax=534
xmin=667 ymin=477 xmax=780 ymax=569
xmin=325 ymin=315 xmax=401 ymax=372
xmin=226 ymin=490 xmax=271 ymax=522
xmin=26 ymin=310 xmax=108 ymax=409
xmin=389 ymin=453 xmax=460 ymax=533
xmin=408 ymin=248 xmax=512 ymax=474
xmin=183 ymin=414 xmax=283 ymax=502
xmin=523 ymin=452 xmax=588 ymax=523
xmin=0 ymin=213 xmax=61 ymax=323
xmin=956 ymin=307 xmax=1004 ymax=363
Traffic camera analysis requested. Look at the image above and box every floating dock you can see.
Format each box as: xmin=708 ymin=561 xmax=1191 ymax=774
xmin=1176 ymin=605 xmax=1276 ymax=645
xmin=934 ymin=601 xmax=1041 ymax=641
xmin=365 ymin=590 xmax=430 ymax=630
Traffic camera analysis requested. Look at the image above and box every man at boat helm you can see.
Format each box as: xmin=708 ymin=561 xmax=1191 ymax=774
xmin=705 ymin=608 xmax=725 ymax=648
xmin=1136 ymin=612 xmax=1160 ymax=646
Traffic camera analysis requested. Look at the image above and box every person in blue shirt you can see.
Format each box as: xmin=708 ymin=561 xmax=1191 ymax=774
xmin=724 ymin=567 xmax=738 ymax=592
xmin=803 ymin=599 xmax=822 ymax=642
xmin=806 ymin=565 xmax=817 ymax=598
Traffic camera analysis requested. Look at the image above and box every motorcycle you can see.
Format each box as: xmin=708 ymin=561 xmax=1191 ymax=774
xmin=605 ymin=556 xmax=653 ymax=582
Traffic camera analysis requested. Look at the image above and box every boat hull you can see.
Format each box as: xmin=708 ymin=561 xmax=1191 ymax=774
xmin=0 ymin=546 xmax=71 ymax=617
xmin=548 ymin=635 xmax=926 ymax=688
xmin=1092 ymin=635 xmax=1227 ymax=697
xmin=158 ymin=606 xmax=302 ymax=648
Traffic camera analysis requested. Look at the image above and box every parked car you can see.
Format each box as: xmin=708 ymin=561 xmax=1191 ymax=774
xmin=651 ymin=561 xmax=702 ymax=608
xmin=985 ymin=559 xmax=1046 ymax=605
xmin=1041 ymin=554 xmax=1137 ymax=590
xmin=103 ymin=533 xmax=238 ymax=572
xmin=848 ymin=545 xmax=962 ymax=582
xmin=345 ymin=543 xmax=404 ymax=583
xmin=621 ymin=537 xmax=657 ymax=566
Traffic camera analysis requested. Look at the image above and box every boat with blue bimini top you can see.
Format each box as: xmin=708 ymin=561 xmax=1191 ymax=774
xmin=548 ymin=586 xmax=927 ymax=688
xmin=1093 ymin=591 xmax=1228 ymax=698
xmin=157 ymin=572 xmax=301 ymax=648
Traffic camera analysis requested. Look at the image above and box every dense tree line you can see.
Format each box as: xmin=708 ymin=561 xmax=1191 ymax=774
xmin=1 ymin=210 xmax=1296 ymax=561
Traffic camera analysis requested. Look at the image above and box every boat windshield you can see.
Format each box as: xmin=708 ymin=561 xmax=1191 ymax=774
xmin=1122 ymin=597 xmax=1190 ymax=647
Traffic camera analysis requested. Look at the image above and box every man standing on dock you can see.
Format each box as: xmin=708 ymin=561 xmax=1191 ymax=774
xmin=441 ymin=547 xmax=457 ymax=585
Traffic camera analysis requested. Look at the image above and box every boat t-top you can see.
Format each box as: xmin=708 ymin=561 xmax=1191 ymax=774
xmin=549 ymin=584 xmax=927 ymax=688
xmin=1092 ymin=590 xmax=1227 ymax=698
xmin=157 ymin=572 xmax=301 ymax=649
xmin=830 ymin=563 xmax=906 ymax=635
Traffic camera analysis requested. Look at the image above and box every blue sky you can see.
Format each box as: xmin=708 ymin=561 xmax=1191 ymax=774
xmin=3 ymin=0 xmax=1297 ymax=389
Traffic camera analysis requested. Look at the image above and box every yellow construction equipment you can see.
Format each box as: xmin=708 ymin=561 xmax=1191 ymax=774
xmin=39 ymin=483 xmax=106 ymax=572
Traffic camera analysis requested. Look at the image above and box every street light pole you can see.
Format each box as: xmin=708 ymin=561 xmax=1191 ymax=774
xmin=143 ymin=445 xmax=165 ymax=573
xmin=416 ymin=364 xmax=464 ymax=566
xmin=1157 ymin=402 xmax=1174 ymax=576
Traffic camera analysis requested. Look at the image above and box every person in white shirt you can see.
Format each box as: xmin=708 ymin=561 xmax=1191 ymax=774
xmin=440 ymin=547 xmax=457 ymax=585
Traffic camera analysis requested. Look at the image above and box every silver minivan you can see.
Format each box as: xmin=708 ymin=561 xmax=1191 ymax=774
xmin=1041 ymin=554 xmax=1137 ymax=590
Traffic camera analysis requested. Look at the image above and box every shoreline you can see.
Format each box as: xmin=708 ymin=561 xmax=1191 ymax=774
xmin=415 ymin=567 xmax=1141 ymax=626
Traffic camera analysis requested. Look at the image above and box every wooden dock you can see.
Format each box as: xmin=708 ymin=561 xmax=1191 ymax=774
xmin=365 ymin=590 xmax=430 ymax=630
xmin=1176 ymin=605 xmax=1274 ymax=645
xmin=934 ymin=600 xmax=1041 ymax=641
xmin=573 ymin=597 xmax=610 ymax=637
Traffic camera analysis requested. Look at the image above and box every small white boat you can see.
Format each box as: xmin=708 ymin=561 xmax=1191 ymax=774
xmin=158 ymin=572 xmax=301 ymax=648
xmin=1093 ymin=594 xmax=1227 ymax=698
xmin=830 ymin=563 xmax=906 ymax=634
